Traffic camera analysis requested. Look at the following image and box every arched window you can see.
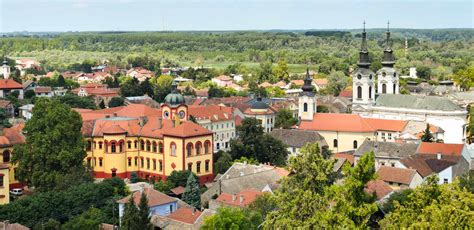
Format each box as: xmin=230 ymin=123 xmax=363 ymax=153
xmin=146 ymin=141 xmax=151 ymax=152
xmin=104 ymin=141 xmax=108 ymax=153
xmin=98 ymin=141 xmax=103 ymax=150
xmin=357 ymin=86 xmax=362 ymax=99
xmin=2 ymin=150 xmax=10 ymax=163
xmin=204 ymin=141 xmax=211 ymax=154
xmin=111 ymin=142 xmax=116 ymax=153
xmin=159 ymin=142 xmax=164 ymax=153
xmin=393 ymin=84 xmax=396 ymax=94
xmin=119 ymin=141 xmax=123 ymax=152
xmin=170 ymin=143 xmax=177 ymax=156
xmin=127 ymin=141 xmax=132 ymax=149
xmin=382 ymin=84 xmax=387 ymax=94
xmin=186 ymin=143 xmax=193 ymax=157
xmin=333 ymin=139 xmax=338 ymax=148
xmin=196 ymin=142 xmax=202 ymax=155
xmin=134 ymin=140 xmax=138 ymax=149
xmin=303 ymin=103 xmax=308 ymax=112
xmin=86 ymin=141 xmax=92 ymax=151
xmin=140 ymin=140 xmax=145 ymax=150
xmin=353 ymin=140 xmax=358 ymax=149
xmin=152 ymin=142 xmax=157 ymax=152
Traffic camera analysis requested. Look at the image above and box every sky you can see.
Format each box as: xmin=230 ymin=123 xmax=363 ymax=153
xmin=0 ymin=0 xmax=473 ymax=32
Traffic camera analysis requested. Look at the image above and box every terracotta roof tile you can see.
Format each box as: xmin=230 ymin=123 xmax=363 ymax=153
xmin=417 ymin=142 xmax=464 ymax=156
xmin=162 ymin=121 xmax=212 ymax=138
xmin=299 ymin=113 xmax=374 ymax=132
xmin=188 ymin=105 xmax=234 ymax=122
xmin=365 ymin=179 xmax=393 ymax=200
xmin=167 ymin=207 xmax=202 ymax=224
xmin=400 ymin=154 xmax=460 ymax=177
xmin=335 ymin=153 xmax=355 ymax=165
xmin=377 ymin=166 xmax=417 ymax=184
xmin=0 ymin=79 xmax=22 ymax=89
xmin=34 ymin=86 xmax=52 ymax=93
xmin=0 ymin=123 xmax=25 ymax=147
xmin=363 ymin=118 xmax=407 ymax=132
xmin=215 ymin=189 xmax=263 ymax=207
xmin=117 ymin=187 xmax=177 ymax=207
xmin=170 ymin=186 xmax=185 ymax=196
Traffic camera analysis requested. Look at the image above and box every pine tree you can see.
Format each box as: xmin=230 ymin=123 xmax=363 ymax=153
xmin=421 ymin=124 xmax=434 ymax=142
xmin=138 ymin=192 xmax=152 ymax=229
xmin=99 ymin=99 xmax=106 ymax=109
xmin=182 ymin=172 xmax=201 ymax=209
xmin=121 ymin=196 xmax=141 ymax=230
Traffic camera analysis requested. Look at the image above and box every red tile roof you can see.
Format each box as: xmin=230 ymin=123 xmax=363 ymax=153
xmin=162 ymin=121 xmax=212 ymax=138
xmin=299 ymin=113 xmax=374 ymax=132
xmin=339 ymin=89 xmax=353 ymax=98
xmin=0 ymin=123 xmax=25 ymax=147
xmin=102 ymin=125 xmax=127 ymax=134
xmin=34 ymin=86 xmax=52 ymax=93
xmin=335 ymin=153 xmax=355 ymax=165
xmin=170 ymin=186 xmax=185 ymax=196
xmin=188 ymin=105 xmax=234 ymax=122
xmin=377 ymin=166 xmax=418 ymax=185
xmin=417 ymin=142 xmax=464 ymax=156
xmin=0 ymin=79 xmax=22 ymax=89
xmin=167 ymin=207 xmax=202 ymax=224
xmin=91 ymin=118 xmax=141 ymax=137
xmin=117 ymin=187 xmax=177 ymax=207
xmin=400 ymin=154 xmax=460 ymax=178
xmin=215 ymin=189 xmax=263 ymax=207
xmin=365 ymin=179 xmax=393 ymax=200
xmin=363 ymin=118 xmax=407 ymax=132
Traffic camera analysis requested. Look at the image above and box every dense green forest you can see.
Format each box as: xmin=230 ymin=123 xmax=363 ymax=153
xmin=1 ymin=29 xmax=473 ymax=77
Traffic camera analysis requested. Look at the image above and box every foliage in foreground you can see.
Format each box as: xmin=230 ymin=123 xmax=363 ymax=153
xmin=201 ymin=206 xmax=261 ymax=230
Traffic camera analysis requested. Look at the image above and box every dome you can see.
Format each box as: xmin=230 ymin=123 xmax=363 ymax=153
xmin=164 ymin=81 xmax=185 ymax=106
xmin=251 ymin=97 xmax=269 ymax=110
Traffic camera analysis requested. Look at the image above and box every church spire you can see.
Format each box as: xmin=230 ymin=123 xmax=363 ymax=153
xmin=302 ymin=67 xmax=314 ymax=92
xmin=382 ymin=21 xmax=395 ymax=67
xmin=357 ymin=21 xmax=370 ymax=68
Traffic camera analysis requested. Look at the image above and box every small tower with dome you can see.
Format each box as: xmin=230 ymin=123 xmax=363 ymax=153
xmin=377 ymin=21 xmax=399 ymax=95
xmin=2 ymin=56 xmax=10 ymax=79
xmin=298 ymin=68 xmax=317 ymax=121
xmin=352 ymin=21 xmax=375 ymax=109
xmin=162 ymin=81 xmax=188 ymax=121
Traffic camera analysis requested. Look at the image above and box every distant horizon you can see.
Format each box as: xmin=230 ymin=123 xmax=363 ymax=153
xmin=1 ymin=0 xmax=472 ymax=33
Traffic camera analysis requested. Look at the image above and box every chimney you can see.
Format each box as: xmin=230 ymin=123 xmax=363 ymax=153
xmin=113 ymin=112 xmax=118 ymax=117
xmin=105 ymin=115 xmax=110 ymax=118
xmin=232 ymin=194 xmax=236 ymax=202
xmin=437 ymin=153 xmax=442 ymax=160
xmin=157 ymin=117 xmax=162 ymax=129
xmin=239 ymin=194 xmax=244 ymax=204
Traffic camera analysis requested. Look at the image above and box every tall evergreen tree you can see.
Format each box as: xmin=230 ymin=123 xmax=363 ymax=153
xmin=137 ymin=192 xmax=152 ymax=229
xmin=121 ymin=196 xmax=141 ymax=230
xmin=421 ymin=124 xmax=434 ymax=142
xmin=182 ymin=173 xmax=201 ymax=209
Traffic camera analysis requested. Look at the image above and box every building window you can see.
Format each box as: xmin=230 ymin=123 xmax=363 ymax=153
xmin=128 ymin=158 xmax=132 ymax=167
xmin=159 ymin=142 xmax=164 ymax=153
xmin=187 ymin=143 xmax=193 ymax=157
xmin=147 ymin=159 xmax=150 ymax=169
xmin=381 ymin=162 xmax=385 ymax=166
xmin=127 ymin=141 xmax=132 ymax=149
xmin=369 ymin=86 xmax=372 ymax=99
xmin=333 ymin=139 xmax=338 ymax=148
xmin=99 ymin=142 xmax=103 ymax=149
xmin=188 ymin=163 xmax=192 ymax=171
xmin=159 ymin=161 xmax=163 ymax=171
xmin=382 ymin=83 xmax=387 ymax=94
xmin=0 ymin=175 xmax=3 ymax=187
xmin=205 ymin=161 xmax=210 ymax=172
xmin=134 ymin=141 xmax=138 ymax=149
xmin=111 ymin=142 xmax=116 ymax=153
xmin=141 ymin=158 xmax=144 ymax=168
xmin=216 ymin=143 xmax=220 ymax=150
xmin=391 ymin=163 xmax=395 ymax=167
xmin=388 ymin=133 xmax=392 ymax=140
xmin=303 ymin=103 xmax=308 ymax=112
xmin=153 ymin=160 xmax=156 ymax=170
xmin=99 ymin=158 xmax=103 ymax=167
xmin=146 ymin=141 xmax=151 ymax=152
xmin=393 ymin=84 xmax=396 ymax=94
xmin=86 ymin=141 xmax=92 ymax=151
xmin=141 ymin=140 xmax=145 ymax=150
xmin=119 ymin=142 xmax=123 ymax=152
xmin=443 ymin=178 xmax=448 ymax=184
xmin=196 ymin=162 xmax=201 ymax=174
xmin=170 ymin=143 xmax=177 ymax=156
xmin=169 ymin=205 xmax=173 ymax=213
xmin=134 ymin=157 xmax=138 ymax=166
xmin=353 ymin=140 xmax=358 ymax=149
xmin=205 ymin=141 xmax=210 ymax=154
xmin=381 ymin=132 xmax=385 ymax=139
xmin=196 ymin=142 xmax=202 ymax=155
xmin=357 ymin=86 xmax=362 ymax=99
xmin=87 ymin=158 xmax=91 ymax=167
xmin=2 ymin=150 xmax=10 ymax=163
xmin=152 ymin=142 xmax=157 ymax=152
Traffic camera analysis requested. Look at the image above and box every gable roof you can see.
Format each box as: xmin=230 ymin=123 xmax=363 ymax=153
xmin=117 ymin=187 xmax=177 ymax=207
xmin=400 ymin=154 xmax=460 ymax=177
xmin=215 ymin=189 xmax=263 ymax=207
xmin=299 ymin=113 xmax=374 ymax=132
xmin=269 ymin=129 xmax=327 ymax=148
xmin=0 ymin=79 xmax=22 ymax=89
xmin=354 ymin=140 xmax=418 ymax=159
xmin=377 ymin=166 xmax=418 ymax=184
xmin=375 ymin=94 xmax=463 ymax=111
xmin=188 ymin=105 xmax=234 ymax=122
xmin=162 ymin=121 xmax=213 ymax=138
xmin=363 ymin=118 xmax=407 ymax=132
xmin=365 ymin=179 xmax=393 ymax=200
xmin=417 ymin=142 xmax=464 ymax=156
xmin=166 ymin=207 xmax=202 ymax=224
xmin=0 ymin=123 xmax=25 ymax=147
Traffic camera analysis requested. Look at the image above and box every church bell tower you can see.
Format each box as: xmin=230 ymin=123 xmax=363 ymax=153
xmin=298 ymin=68 xmax=317 ymax=121
xmin=352 ymin=21 xmax=375 ymax=109
xmin=377 ymin=21 xmax=399 ymax=95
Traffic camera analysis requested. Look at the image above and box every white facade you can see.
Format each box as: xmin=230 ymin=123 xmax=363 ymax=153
xmin=352 ymin=70 xmax=376 ymax=109
xmin=2 ymin=63 xmax=10 ymax=79
xmin=298 ymin=94 xmax=316 ymax=121
xmin=377 ymin=67 xmax=399 ymax=94
xmin=200 ymin=120 xmax=236 ymax=152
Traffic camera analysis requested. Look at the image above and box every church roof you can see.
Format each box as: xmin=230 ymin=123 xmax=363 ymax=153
xmin=375 ymin=94 xmax=463 ymax=111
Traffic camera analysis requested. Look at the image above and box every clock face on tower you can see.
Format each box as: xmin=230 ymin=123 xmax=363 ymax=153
xmin=164 ymin=111 xmax=170 ymax=118
xmin=357 ymin=74 xmax=362 ymax=80
xmin=178 ymin=110 xmax=186 ymax=119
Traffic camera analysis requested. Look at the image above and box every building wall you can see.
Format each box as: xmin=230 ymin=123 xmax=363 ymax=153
xmin=199 ymin=120 xmax=235 ymax=152
xmin=409 ymin=173 xmax=424 ymax=188
xmin=437 ymin=167 xmax=453 ymax=184
xmin=245 ymin=113 xmax=276 ymax=133
xmin=375 ymin=130 xmax=400 ymax=142
xmin=317 ymin=130 xmax=375 ymax=153
xmin=0 ymin=167 xmax=9 ymax=204
xmin=0 ymin=146 xmax=20 ymax=188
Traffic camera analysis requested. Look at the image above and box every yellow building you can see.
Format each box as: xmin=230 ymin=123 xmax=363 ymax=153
xmin=0 ymin=124 xmax=24 ymax=192
xmin=82 ymin=84 xmax=215 ymax=184
xmin=0 ymin=164 xmax=9 ymax=204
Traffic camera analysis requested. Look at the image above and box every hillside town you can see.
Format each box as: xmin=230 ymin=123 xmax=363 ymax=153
xmin=1 ymin=2 xmax=474 ymax=228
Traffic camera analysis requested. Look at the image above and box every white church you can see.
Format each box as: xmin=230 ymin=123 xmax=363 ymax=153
xmin=351 ymin=23 xmax=467 ymax=144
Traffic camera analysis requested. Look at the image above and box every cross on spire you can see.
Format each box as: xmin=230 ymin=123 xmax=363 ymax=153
xmin=363 ymin=20 xmax=366 ymax=32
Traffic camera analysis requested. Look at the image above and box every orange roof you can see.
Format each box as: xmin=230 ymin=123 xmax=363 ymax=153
xmin=215 ymin=75 xmax=232 ymax=81
xmin=335 ymin=153 xmax=355 ymax=165
xmin=377 ymin=166 xmax=418 ymax=185
xmin=417 ymin=142 xmax=464 ymax=156
xmin=188 ymin=105 xmax=234 ymax=122
xmin=167 ymin=207 xmax=202 ymax=224
xmin=314 ymin=78 xmax=328 ymax=85
xmin=0 ymin=79 xmax=22 ymax=89
xmin=170 ymin=186 xmax=185 ymax=195
xmin=102 ymin=125 xmax=127 ymax=134
xmin=34 ymin=86 xmax=52 ymax=93
xmin=117 ymin=187 xmax=177 ymax=207
xmin=363 ymin=118 xmax=407 ymax=132
xmin=91 ymin=118 xmax=141 ymax=137
xmin=290 ymin=79 xmax=305 ymax=86
xmin=274 ymin=81 xmax=287 ymax=87
xmin=215 ymin=189 xmax=263 ymax=207
xmin=365 ymin=179 xmax=393 ymax=200
xmin=0 ymin=123 xmax=25 ymax=147
xmin=299 ymin=113 xmax=374 ymax=132
xmin=339 ymin=89 xmax=353 ymax=98
xmin=162 ymin=121 xmax=212 ymax=138
xmin=259 ymin=82 xmax=273 ymax=88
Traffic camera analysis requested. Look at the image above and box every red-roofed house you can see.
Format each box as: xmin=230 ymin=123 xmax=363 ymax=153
xmin=71 ymin=83 xmax=119 ymax=106
xmin=365 ymin=179 xmax=393 ymax=201
xmin=210 ymin=189 xmax=263 ymax=210
xmin=117 ymin=187 xmax=178 ymax=220
xmin=211 ymin=75 xmax=233 ymax=87
xmin=0 ymin=79 xmax=23 ymax=99
xmin=416 ymin=142 xmax=471 ymax=169
xmin=377 ymin=166 xmax=423 ymax=189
